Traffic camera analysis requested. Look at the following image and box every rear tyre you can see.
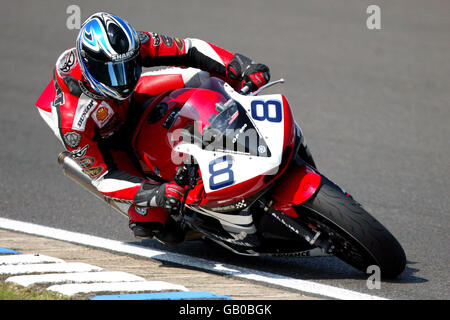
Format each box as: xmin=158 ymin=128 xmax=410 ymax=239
xmin=297 ymin=175 xmax=406 ymax=278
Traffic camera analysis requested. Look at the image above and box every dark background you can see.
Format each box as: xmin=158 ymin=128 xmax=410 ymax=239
xmin=1 ymin=0 xmax=449 ymax=299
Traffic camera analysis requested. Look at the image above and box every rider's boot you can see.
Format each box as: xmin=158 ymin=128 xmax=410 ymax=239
xmin=129 ymin=217 xmax=185 ymax=245
xmin=129 ymin=221 xmax=164 ymax=239
xmin=154 ymin=217 xmax=185 ymax=245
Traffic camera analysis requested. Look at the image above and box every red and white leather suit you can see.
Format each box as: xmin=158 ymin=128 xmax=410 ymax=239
xmin=42 ymin=31 xmax=242 ymax=225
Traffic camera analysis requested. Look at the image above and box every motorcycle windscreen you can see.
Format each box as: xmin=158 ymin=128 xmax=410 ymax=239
xmin=171 ymin=88 xmax=270 ymax=158
xmin=202 ymin=102 xmax=271 ymax=157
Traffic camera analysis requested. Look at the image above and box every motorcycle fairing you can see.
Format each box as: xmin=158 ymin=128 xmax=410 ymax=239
xmin=174 ymin=83 xmax=287 ymax=195
xmin=271 ymin=162 xmax=321 ymax=212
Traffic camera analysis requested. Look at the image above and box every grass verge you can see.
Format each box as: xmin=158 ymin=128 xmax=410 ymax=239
xmin=0 ymin=282 xmax=70 ymax=300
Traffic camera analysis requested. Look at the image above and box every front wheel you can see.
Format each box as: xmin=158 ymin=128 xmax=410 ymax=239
xmin=296 ymin=175 xmax=406 ymax=278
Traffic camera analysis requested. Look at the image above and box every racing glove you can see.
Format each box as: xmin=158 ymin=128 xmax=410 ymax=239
xmin=227 ymin=53 xmax=270 ymax=92
xmin=134 ymin=182 xmax=185 ymax=214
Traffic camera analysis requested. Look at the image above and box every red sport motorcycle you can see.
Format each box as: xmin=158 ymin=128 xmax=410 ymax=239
xmin=55 ymin=77 xmax=406 ymax=278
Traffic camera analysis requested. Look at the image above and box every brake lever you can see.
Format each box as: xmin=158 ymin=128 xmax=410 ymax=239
xmin=249 ymin=78 xmax=285 ymax=96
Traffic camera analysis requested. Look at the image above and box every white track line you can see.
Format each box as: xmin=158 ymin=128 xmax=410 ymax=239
xmin=0 ymin=262 xmax=102 ymax=275
xmin=0 ymin=217 xmax=386 ymax=300
xmin=47 ymin=281 xmax=188 ymax=296
xmin=6 ymin=271 xmax=145 ymax=287
xmin=0 ymin=254 xmax=64 ymax=265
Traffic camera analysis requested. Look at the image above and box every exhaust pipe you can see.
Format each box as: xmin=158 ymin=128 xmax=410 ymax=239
xmin=57 ymin=151 xmax=129 ymax=217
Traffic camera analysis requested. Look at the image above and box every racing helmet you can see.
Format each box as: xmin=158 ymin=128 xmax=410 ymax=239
xmin=76 ymin=12 xmax=142 ymax=100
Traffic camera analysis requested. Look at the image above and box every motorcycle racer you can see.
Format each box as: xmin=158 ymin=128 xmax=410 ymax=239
xmin=38 ymin=12 xmax=270 ymax=243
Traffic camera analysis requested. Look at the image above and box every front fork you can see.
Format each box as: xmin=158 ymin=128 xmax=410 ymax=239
xmin=257 ymin=198 xmax=333 ymax=253
xmin=258 ymin=125 xmax=334 ymax=252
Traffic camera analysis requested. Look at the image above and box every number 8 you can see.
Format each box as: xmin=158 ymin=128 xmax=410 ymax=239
xmin=209 ymin=155 xmax=234 ymax=190
xmin=251 ymin=100 xmax=282 ymax=123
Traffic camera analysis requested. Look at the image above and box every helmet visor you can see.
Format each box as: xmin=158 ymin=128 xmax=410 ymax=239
xmin=84 ymin=53 xmax=142 ymax=89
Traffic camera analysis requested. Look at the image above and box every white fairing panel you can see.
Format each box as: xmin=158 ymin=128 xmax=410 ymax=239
xmin=174 ymin=83 xmax=285 ymax=194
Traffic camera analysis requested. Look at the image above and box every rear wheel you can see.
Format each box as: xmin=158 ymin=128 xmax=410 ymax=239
xmin=296 ymin=176 xmax=406 ymax=278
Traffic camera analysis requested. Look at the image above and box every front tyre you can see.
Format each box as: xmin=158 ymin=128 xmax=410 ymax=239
xmin=297 ymin=175 xmax=406 ymax=278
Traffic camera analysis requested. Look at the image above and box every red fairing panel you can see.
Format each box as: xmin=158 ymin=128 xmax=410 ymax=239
xmin=271 ymin=164 xmax=321 ymax=217
xmin=35 ymin=81 xmax=55 ymax=112
xmin=132 ymin=88 xmax=213 ymax=180
xmin=203 ymin=175 xmax=268 ymax=206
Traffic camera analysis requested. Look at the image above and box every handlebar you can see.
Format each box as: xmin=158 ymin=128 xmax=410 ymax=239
xmin=239 ymin=84 xmax=251 ymax=95
xmin=219 ymin=84 xmax=251 ymax=111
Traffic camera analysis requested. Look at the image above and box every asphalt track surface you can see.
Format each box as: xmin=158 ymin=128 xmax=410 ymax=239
xmin=1 ymin=0 xmax=449 ymax=300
